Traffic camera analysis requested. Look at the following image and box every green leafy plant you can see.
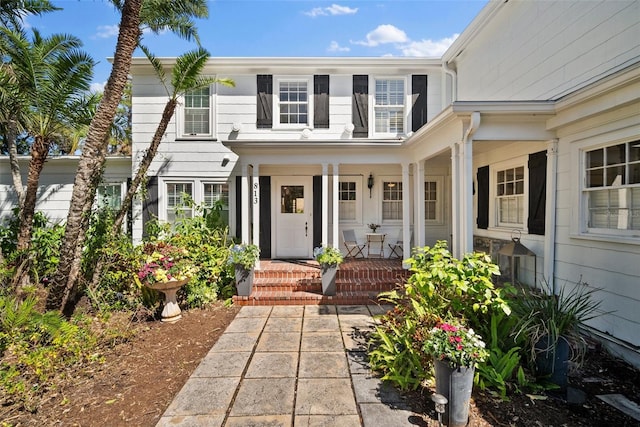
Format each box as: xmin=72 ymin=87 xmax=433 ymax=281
xmin=313 ymin=246 xmax=344 ymax=267
xmin=135 ymin=241 xmax=197 ymax=286
xmin=423 ymin=321 xmax=488 ymax=368
xmin=227 ymin=243 xmax=260 ymax=270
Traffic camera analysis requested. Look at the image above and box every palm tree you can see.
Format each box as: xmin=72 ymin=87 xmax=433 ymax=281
xmin=49 ymin=0 xmax=209 ymax=314
xmin=0 ymin=28 xmax=94 ymax=252
xmin=0 ymin=0 xmax=58 ymax=30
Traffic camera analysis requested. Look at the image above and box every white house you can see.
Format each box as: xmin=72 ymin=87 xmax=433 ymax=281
xmin=1 ymin=0 xmax=638 ymax=367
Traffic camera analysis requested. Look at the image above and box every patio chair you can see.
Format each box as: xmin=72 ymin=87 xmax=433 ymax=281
xmin=342 ymin=229 xmax=366 ymax=258
xmin=388 ymin=231 xmax=412 ymax=259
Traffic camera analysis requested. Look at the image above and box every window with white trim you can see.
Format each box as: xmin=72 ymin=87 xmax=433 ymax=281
xmin=496 ymin=166 xmax=525 ymax=227
xmin=96 ymin=183 xmax=123 ymax=210
xmin=275 ymin=78 xmax=311 ymax=127
xmin=382 ymin=181 xmax=402 ymax=220
xmin=203 ymin=183 xmax=229 ymax=226
xmin=166 ymin=182 xmax=193 ymax=223
xmin=425 ymin=180 xmax=438 ymax=221
xmin=183 ymin=87 xmax=210 ymax=136
xmin=339 ymin=181 xmax=357 ymax=221
xmin=584 ymin=140 xmax=640 ymax=232
xmin=374 ymin=79 xmax=405 ymax=135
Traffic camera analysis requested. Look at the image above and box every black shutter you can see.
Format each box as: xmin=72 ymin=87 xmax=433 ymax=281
xmin=142 ymin=176 xmax=158 ymax=238
xmin=411 ymin=75 xmax=428 ymax=132
xmin=257 ymin=74 xmax=273 ymax=129
xmin=476 ymin=166 xmax=489 ymax=229
xmin=235 ymin=176 xmax=242 ymax=238
xmin=528 ymin=150 xmax=547 ymax=235
xmin=352 ymin=75 xmax=368 ymax=138
xmin=313 ymin=176 xmax=322 ymax=250
xmin=314 ymin=75 xmax=329 ymax=129
xmin=259 ymin=176 xmax=271 ymax=259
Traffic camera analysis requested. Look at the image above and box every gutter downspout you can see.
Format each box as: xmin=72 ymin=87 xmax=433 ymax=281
xmin=544 ymin=139 xmax=559 ymax=294
xmin=461 ymin=111 xmax=481 ymax=255
xmin=443 ymin=61 xmax=457 ymax=105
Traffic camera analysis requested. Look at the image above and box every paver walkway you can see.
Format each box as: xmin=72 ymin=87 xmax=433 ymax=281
xmin=156 ymin=305 xmax=429 ymax=427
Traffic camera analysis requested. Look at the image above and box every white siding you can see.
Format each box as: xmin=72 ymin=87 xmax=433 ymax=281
xmin=455 ymin=0 xmax=640 ymax=101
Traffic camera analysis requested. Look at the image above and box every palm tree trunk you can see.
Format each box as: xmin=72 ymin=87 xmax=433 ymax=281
xmin=47 ymin=0 xmax=143 ymax=313
xmin=17 ymin=135 xmax=48 ymax=251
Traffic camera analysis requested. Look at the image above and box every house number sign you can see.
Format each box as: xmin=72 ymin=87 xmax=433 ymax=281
xmin=253 ymin=182 xmax=259 ymax=205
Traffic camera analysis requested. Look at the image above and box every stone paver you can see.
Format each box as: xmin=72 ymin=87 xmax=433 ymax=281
xmin=157 ymin=304 xmax=427 ymax=427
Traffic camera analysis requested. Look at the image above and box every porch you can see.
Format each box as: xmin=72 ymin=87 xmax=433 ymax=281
xmin=232 ymin=258 xmax=410 ymax=306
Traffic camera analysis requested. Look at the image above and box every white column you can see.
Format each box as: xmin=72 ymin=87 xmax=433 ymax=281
xmin=462 ymin=138 xmax=474 ymax=255
xmin=332 ymin=163 xmax=340 ymax=249
xmin=415 ymin=160 xmax=425 ymax=247
xmin=402 ymin=163 xmax=411 ymax=267
xmin=544 ymin=140 xmax=559 ymax=293
xmin=252 ymin=164 xmax=260 ymax=270
xmin=322 ymin=163 xmax=329 ymax=246
xmin=450 ymin=143 xmax=460 ymax=258
xmin=240 ymin=163 xmax=250 ymax=244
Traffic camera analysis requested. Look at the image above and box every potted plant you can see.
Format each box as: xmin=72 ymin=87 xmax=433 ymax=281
xmin=423 ymin=321 xmax=488 ymax=427
xmin=313 ymin=245 xmax=344 ymax=295
xmin=228 ymin=243 xmax=260 ymax=296
xmin=135 ymin=241 xmax=197 ymax=322
xmin=512 ymin=280 xmax=604 ymax=391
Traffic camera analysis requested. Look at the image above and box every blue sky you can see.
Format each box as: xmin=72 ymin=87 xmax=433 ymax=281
xmin=27 ymin=0 xmax=488 ymax=92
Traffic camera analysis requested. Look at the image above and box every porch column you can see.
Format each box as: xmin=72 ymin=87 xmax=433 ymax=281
xmin=451 ymin=143 xmax=461 ymax=258
xmin=461 ymin=137 xmax=474 ymax=255
xmin=332 ymin=163 xmax=340 ymax=249
xmin=544 ymin=139 xmax=559 ymax=293
xmin=402 ymin=162 xmax=411 ymax=267
xmin=252 ymin=164 xmax=260 ymax=269
xmin=322 ymin=163 xmax=329 ymax=246
xmin=414 ymin=160 xmax=425 ymax=247
xmin=240 ymin=163 xmax=250 ymax=244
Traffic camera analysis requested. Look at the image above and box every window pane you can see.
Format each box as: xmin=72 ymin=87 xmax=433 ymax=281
xmin=606 ymin=165 xmax=625 ymax=186
xmin=630 ymin=163 xmax=640 ymax=185
xmin=587 ymin=169 xmax=604 ymax=188
xmin=383 ymin=181 xmax=402 ymax=220
xmin=97 ymin=184 xmax=121 ymax=210
xmin=184 ymin=87 xmax=210 ymax=135
xmin=279 ymin=80 xmax=308 ymax=125
xmin=630 ymin=142 xmax=640 ymax=162
xmin=281 ymin=186 xmax=304 ymax=213
xmin=606 ymin=144 xmax=625 ymax=165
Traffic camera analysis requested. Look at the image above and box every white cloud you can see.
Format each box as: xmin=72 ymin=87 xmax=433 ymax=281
xmin=327 ymin=41 xmax=350 ymax=53
xmin=351 ymin=24 xmax=408 ymax=47
xmin=400 ymin=34 xmax=459 ymax=57
xmin=94 ymin=24 xmax=119 ymax=39
xmin=305 ymin=4 xmax=357 ymax=17
xmin=90 ymin=81 xmax=107 ymax=93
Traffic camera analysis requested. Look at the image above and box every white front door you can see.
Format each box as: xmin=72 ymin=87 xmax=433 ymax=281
xmin=274 ymin=176 xmax=313 ymax=258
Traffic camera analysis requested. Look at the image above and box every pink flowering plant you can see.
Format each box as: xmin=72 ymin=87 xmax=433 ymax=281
xmin=135 ymin=241 xmax=197 ymax=286
xmin=423 ymin=321 xmax=488 ymax=368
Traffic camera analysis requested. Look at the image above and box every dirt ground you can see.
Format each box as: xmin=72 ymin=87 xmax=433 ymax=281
xmin=3 ymin=304 xmax=640 ymax=427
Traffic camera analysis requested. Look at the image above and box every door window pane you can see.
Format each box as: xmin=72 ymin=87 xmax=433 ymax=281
xmin=281 ymin=186 xmax=304 ymax=213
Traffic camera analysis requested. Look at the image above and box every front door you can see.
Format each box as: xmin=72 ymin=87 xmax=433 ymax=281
xmin=274 ymin=176 xmax=313 ymax=258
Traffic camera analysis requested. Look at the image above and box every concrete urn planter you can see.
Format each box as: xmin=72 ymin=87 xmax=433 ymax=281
xmin=320 ymin=265 xmax=338 ymax=296
xmin=234 ymin=266 xmax=255 ymax=296
xmin=147 ymin=278 xmax=189 ymax=323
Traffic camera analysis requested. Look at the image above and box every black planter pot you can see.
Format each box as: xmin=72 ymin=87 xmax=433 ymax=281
xmin=535 ymin=335 xmax=570 ymax=390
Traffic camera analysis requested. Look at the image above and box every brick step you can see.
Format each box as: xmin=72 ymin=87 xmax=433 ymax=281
xmin=232 ymin=290 xmax=384 ymax=306
xmin=254 ymin=268 xmax=407 ymax=282
xmin=253 ymin=279 xmax=399 ymax=293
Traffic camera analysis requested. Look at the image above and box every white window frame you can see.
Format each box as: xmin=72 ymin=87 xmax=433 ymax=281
xmin=203 ymin=182 xmax=230 ymax=226
xmin=372 ymin=77 xmax=407 ymax=138
xmin=273 ymin=76 xmax=313 ymax=130
xmin=95 ymin=182 xmax=125 ymax=211
xmin=164 ymin=181 xmax=194 ymax=223
xmin=580 ymin=138 xmax=640 ymax=238
xmin=176 ymin=84 xmax=215 ymax=139
xmin=424 ymin=176 xmax=444 ymax=224
xmin=381 ymin=178 xmax=403 ymax=222
xmin=490 ymin=158 xmax=528 ymax=230
xmin=338 ymin=176 xmax=362 ymax=224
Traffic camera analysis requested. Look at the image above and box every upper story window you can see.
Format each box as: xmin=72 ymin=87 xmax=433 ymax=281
xmin=166 ymin=182 xmax=193 ymax=223
xmin=496 ymin=166 xmax=525 ymax=227
xmin=584 ymin=141 xmax=640 ymax=233
xmin=177 ymin=86 xmax=213 ymax=138
xmin=274 ymin=77 xmax=312 ymax=128
xmin=382 ymin=181 xmax=402 ymax=221
xmin=374 ymin=79 xmax=405 ymax=135
xmin=339 ymin=181 xmax=357 ymax=221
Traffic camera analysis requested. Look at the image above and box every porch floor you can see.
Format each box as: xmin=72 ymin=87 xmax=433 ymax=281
xmin=232 ymin=258 xmax=410 ymax=306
